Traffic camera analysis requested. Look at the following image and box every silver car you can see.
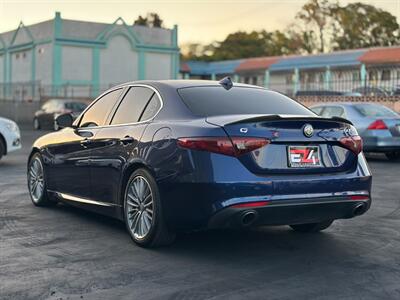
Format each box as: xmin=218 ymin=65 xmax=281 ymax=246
xmin=310 ymin=103 xmax=400 ymax=160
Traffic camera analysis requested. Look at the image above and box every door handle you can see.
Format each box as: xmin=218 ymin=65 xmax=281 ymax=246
xmin=80 ymin=139 xmax=91 ymax=148
xmin=120 ymin=136 xmax=135 ymax=145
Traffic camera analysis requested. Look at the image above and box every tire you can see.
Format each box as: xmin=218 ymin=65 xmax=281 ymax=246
xmin=0 ymin=138 xmax=5 ymax=161
xmin=27 ymin=153 xmax=53 ymax=206
xmin=385 ymin=152 xmax=400 ymax=161
xmin=123 ymin=168 xmax=175 ymax=248
xmin=290 ymin=220 xmax=333 ymax=233
xmin=33 ymin=118 xmax=40 ymax=130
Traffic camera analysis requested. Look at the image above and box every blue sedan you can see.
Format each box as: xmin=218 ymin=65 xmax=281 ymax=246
xmin=27 ymin=79 xmax=372 ymax=248
xmin=310 ymin=103 xmax=400 ymax=160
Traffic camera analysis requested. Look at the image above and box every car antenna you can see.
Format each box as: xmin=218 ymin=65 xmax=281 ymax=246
xmin=219 ymin=76 xmax=233 ymax=90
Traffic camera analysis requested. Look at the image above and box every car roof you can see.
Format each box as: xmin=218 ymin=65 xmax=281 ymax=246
xmin=113 ymin=80 xmax=264 ymax=90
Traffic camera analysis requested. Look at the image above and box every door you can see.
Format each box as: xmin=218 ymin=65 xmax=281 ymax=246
xmin=47 ymin=88 xmax=123 ymax=200
xmin=90 ymin=86 xmax=162 ymax=206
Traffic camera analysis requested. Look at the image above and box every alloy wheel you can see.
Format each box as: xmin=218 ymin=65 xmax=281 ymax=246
xmin=126 ymin=176 xmax=154 ymax=240
xmin=28 ymin=157 xmax=45 ymax=203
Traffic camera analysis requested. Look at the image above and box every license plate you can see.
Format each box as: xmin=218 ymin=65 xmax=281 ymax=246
xmin=288 ymin=146 xmax=321 ymax=168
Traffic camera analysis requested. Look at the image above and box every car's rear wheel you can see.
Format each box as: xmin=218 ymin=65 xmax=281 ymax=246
xmin=28 ymin=153 xmax=53 ymax=206
xmin=124 ymin=168 xmax=175 ymax=248
xmin=290 ymin=220 xmax=333 ymax=233
xmin=385 ymin=151 xmax=400 ymax=161
xmin=33 ymin=118 xmax=40 ymax=130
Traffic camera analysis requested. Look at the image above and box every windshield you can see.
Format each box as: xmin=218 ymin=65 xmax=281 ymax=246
xmin=178 ymin=86 xmax=314 ymax=117
xmin=354 ymin=104 xmax=399 ymax=118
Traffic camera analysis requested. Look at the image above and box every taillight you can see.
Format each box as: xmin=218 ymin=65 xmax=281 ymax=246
xmin=339 ymin=135 xmax=363 ymax=154
xmin=367 ymin=119 xmax=387 ymax=130
xmin=349 ymin=195 xmax=369 ymax=201
xmin=177 ymin=137 xmax=270 ymax=157
xmin=232 ymin=201 xmax=270 ymax=208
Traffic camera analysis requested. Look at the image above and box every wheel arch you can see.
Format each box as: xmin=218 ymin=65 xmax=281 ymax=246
xmin=0 ymin=133 xmax=7 ymax=155
xmin=118 ymin=160 xmax=157 ymax=209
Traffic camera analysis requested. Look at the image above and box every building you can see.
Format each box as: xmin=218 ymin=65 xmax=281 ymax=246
xmin=0 ymin=12 xmax=180 ymax=100
xmin=181 ymin=46 xmax=400 ymax=96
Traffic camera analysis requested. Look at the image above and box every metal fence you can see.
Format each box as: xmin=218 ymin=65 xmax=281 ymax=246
xmin=265 ymin=65 xmax=400 ymax=97
xmin=0 ymin=82 xmax=116 ymax=102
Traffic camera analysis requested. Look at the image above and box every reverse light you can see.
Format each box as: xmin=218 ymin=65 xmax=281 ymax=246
xmin=339 ymin=135 xmax=363 ymax=155
xmin=232 ymin=201 xmax=270 ymax=208
xmin=177 ymin=137 xmax=270 ymax=157
xmin=367 ymin=119 xmax=387 ymax=130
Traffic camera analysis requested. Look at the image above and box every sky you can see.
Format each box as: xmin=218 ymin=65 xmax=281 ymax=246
xmin=0 ymin=0 xmax=399 ymax=46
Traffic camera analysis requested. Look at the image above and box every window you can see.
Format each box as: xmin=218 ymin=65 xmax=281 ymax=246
xmin=311 ymin=106 xmax=324 ymax=115
xmin=111 ymin=87 xmax=154 ymax=125
xmin=321 ymin=106 xmax=345 ymax=118
xmin=140 ymin=93 xmax=161 ymax=121
xmin=79 ymin=89 xmax=122 ymax=127
xmin=178 ymin=86 xmax=314 ymax=117
xmin=64 ymin=102 xmax=87 ymax=112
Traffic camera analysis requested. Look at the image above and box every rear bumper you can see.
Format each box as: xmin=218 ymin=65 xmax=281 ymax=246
xmin=363 ymin=136 xmax=400 ymax=152
xmin=208 ymin=197 xmax=371 ymax=228
xmin=159 ymin=152 xmax=372 ymax=231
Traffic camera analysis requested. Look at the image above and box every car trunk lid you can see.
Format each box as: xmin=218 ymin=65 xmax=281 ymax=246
xmin=206 ymin=114 xmax=359 ymax=174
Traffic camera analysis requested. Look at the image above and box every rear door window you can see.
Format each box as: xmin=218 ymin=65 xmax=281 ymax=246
xmin=321 ymin=106 xmax=345 ymax=118
xmin=178 ymin=86 xmax=314 ymax=117
xmin=111 ymin=86 xmax=155 ymax=125
xmin=140 ymin=93 xmax=161 ymax=121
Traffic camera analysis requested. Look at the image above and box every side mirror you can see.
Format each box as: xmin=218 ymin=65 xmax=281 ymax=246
xmin=55 ymin=113 xmax=74 ymax=129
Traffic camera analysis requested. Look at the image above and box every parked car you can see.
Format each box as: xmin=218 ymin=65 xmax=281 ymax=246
xmin=33 ymin=99 xmax=88 ymax=131
xmin=352 ymin=87 xmax=389 ymax=96
xmin=28 ymin=80 xmax=371 ymax=248
xmin=295 ymin=90 xmax=344 ymax=96
xmin=0 ymin=116 xmax=21 ymax=161
xmin=295 ymin=90 xmax=362 ymax=97
xmin=310 ymin=102 xmax=400 ymax=160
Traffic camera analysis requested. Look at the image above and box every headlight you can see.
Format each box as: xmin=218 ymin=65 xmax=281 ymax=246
xmin=6 ymin=122 xmax=19 ymax=134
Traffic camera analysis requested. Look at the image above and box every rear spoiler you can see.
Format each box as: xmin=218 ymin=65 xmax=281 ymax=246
xmin=206 ymin=114 xmax=354 ymax=126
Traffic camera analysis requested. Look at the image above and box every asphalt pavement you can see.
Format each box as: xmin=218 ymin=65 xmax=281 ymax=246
xmin=1 ymin=128 xmax=400 ymax=300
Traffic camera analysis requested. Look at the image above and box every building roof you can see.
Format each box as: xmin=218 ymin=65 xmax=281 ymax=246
xmin=269 ymin=49 xmax=366 ymax=71
xmin=183 ymin=46 xmax=400 ymax=75
xmin=0 ymin=13 xmax=177 ymax=51
xmin=359 ymin=47 xmax=400 ymax=64
xmin=235 ymin=56 xmax=280 ymax=72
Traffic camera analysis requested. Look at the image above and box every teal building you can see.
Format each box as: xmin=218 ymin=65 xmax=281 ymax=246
xmin=0 ymin=12 xmax=179 ymax=99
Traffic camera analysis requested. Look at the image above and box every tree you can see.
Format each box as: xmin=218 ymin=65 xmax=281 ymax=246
xmin=331 ymin=2 xmax=399 ymax=50
xmin=133 ymin=13 xmax=164 ymax=28
xmin=134 ymin=15 xmax=148 ymax=26
xmin=296 ymin=0 xmax=334 ymax=53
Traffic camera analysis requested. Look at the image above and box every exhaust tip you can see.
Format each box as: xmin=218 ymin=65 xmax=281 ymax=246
xmin=241 ymin=211 xmax=258 ymax=226
xmin=353 ymin=203 xmax=367 ymax=216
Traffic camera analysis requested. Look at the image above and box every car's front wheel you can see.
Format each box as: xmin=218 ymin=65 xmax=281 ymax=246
xmin=124 ymin=168 xmax=175 ymax=248
xmin=290 ymin=220 xmax=333 ymax=233
xmin=385 ymin=151 xmax=400 ymax=161
xmin=28 ymin=153 xmax=53 ymax=206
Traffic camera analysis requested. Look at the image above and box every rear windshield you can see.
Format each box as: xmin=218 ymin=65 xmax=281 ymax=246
xmin=354 ymin=104 xmax=399 ymax=117
xmin=178 ymin=86 xmax=314 ymax=117
xmin=65 ymin=102 xmax=87 ymax=112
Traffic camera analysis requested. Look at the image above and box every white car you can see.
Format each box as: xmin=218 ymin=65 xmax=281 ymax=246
xmin=0 ymin=117 xmax=21 ymax=160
